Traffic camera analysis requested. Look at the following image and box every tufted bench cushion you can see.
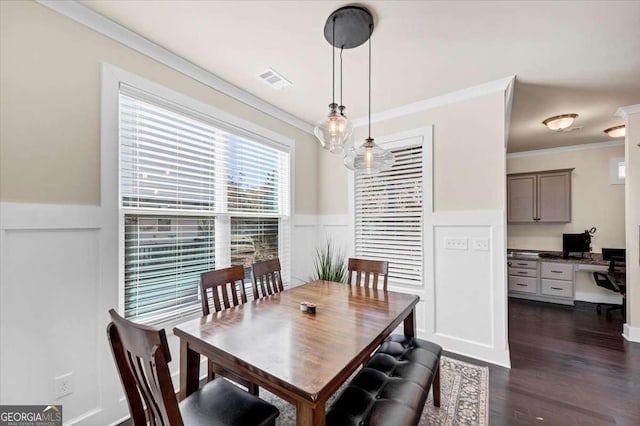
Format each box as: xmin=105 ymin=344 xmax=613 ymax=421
xmin=326 ymin=335 xmax=442 ymax=426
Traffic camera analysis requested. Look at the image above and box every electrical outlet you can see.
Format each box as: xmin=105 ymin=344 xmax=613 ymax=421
xmin=444 ymin=237 xmax=468 ymax=250
xmin=472 ymin=238 xmax=490 ymax=251
xmin=54 ymin=373 xmax=73 ymax=399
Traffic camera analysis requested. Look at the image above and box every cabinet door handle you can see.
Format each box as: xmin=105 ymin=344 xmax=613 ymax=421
xmin=550 ymin=286 xmax=563 ymax=290
xmin=516 ymin=262 xmax=528 ymax=266
xmin=550 ymin=270 xmax=563 ymax=273
xmin=507 ymin=262 xmax=512 ymax=267
xmin=517 ymin=271 xmax=528 ymax=275
xmin=516 ymin=283 xmax=528 ymax=287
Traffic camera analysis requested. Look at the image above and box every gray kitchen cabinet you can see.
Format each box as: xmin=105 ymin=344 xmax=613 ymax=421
xmin=507 ymin=169 xmax=572 ymax=223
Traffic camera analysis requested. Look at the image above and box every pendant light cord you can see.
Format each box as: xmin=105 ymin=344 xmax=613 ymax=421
xmin=368 ymin=24 xmax=372 ymax=140
xmin=340 ymin=46 xmax=344 ymax=108
xmin=332 ymin=17 xmax=336 ymax=106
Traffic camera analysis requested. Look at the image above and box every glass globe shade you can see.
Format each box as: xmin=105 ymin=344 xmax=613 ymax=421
xmin=314 ymin=105 xmax=352 ymax=153
xmin=344 ymin=138 xmax=394 ymax=174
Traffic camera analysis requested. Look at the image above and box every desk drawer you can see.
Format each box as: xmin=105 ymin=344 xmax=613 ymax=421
xmin=541 ymin=262 xmax=574 ymax=281
xmin=541 ymin=279 xmax=573 ymax=298
xmin=509 ymin=276 xmax=537 ymax=294
xmin=509 ymin=267 xmax=537 ymax=278
xmin=509 ymin=259 xmax=537 ymax=269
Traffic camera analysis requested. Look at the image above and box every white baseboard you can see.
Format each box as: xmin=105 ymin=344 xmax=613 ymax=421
xmin=430 ymin=334 xmax=511 ymax=369
xmin=623 ymin=323 xmax=640 ymax=343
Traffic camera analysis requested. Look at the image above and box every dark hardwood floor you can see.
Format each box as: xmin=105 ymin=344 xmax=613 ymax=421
xmin=452 ymin=298 xmax=640 ymax=425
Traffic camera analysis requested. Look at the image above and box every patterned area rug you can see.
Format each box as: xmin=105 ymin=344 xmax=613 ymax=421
xmin=261 ymin=356 xmax=489 ymax=425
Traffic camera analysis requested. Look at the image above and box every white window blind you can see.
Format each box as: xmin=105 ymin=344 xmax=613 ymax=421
xmin=119 ymin=84 xmax=290 ymax=324
xmin=124 ymin=215 xmax=214 ymax=324
xmin=120 ymin=93 xmax=219 ymax=212
xmin=355 ymin=144 xmax=423 ymax=287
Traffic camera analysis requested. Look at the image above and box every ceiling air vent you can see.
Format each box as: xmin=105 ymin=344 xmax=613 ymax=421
xmin=257 ymin=68 xmax=291 ymax=90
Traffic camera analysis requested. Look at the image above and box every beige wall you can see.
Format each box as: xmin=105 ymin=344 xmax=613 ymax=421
xmin=0 ymin=1 xmax=318 ymax=214
xmin=507 ymin=145 xmax=626 ymax=252
xmin=625 ymin=111 xmax=640 ymax=328
xmin=318 ymin=91 xmax=506 ymax=214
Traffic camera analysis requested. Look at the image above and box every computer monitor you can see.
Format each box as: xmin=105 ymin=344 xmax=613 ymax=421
xmin=602 ymin=248 xmax=626 ymax=261
xmin=562 ymin=233 xmax=590 ymax=258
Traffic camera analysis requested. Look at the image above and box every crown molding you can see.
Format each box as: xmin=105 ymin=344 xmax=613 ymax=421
xmin=36 ymin=0 xmax=314 ymax=135
xmin=615 ymin=104 xmax=640 ymax=119
xmin=507 ymin=140 xmax=624 ymax=159
xmin=352 ymin=76 xmax=516 ymax=128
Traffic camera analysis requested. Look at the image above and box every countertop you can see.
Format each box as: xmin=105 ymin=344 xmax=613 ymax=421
xmin=507 ymin=248 xmax=608 ymax=266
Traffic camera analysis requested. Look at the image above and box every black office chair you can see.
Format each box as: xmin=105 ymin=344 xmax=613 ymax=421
xmin=593 ymin=257 xmax=626 ymax=319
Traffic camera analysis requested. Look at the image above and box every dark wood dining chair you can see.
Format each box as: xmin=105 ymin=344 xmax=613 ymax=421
xmin=106 ymin=309 xmax=279 ymax=426
xmin=347 ymin=258 xmax=389 ymax=291
xmin=252 ymin=258 xmax=284 ymax=299
xmin=200 ymin=266 xmax=259 ymax=395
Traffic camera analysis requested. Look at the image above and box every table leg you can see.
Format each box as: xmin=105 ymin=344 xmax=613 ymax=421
xmin=179 ymin=339 xmax=200 ymax=401
xmin=296 ymin=400 xmax=325 ymax=426
xmin=404 ymin=308 xmax=416 ymax=338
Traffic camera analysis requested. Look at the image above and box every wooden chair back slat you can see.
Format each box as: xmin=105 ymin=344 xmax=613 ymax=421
xmin=107 ymin=309 xmax=183 ymax=426
xmin=252 ymin=258 xmax=284 ymax=299
xmin=200 ymin=266 xmax=247 ymax=315
xmin=347 ymin=258 xmax=389 ymax=291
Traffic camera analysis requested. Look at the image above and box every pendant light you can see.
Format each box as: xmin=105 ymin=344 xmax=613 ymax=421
xmin=344 ymin=23 xmax=394 ymax=174
xmin=314 ymin=16 xmax=352 ymax=153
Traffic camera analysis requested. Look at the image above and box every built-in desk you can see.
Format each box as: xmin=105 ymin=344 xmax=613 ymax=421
xmin=507 ymin=249 xmax=609 ymax=305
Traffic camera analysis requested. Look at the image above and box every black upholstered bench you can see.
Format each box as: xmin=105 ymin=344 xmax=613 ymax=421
xmin=326 ymin=335 xmax=442 ymax=426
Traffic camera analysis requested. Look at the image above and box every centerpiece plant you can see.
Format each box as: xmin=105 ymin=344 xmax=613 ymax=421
xmin=312 ymin=239 xmax=347 ymax=283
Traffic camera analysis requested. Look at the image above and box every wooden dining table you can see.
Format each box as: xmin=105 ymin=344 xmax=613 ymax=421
xmin=173 ymin=280 xmax=419 ymax=426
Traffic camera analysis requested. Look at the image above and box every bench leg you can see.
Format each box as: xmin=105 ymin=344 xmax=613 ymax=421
xmin=433 ymin=364 xmax=441 ymax=407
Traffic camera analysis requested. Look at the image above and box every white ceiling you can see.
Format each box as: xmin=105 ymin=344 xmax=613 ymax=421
xmin=82 ymin=0 xmax=640 ymax=152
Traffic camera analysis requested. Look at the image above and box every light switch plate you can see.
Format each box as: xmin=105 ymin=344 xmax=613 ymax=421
xmin=472 ymin=238 xmax=490 ymax=251
xmin=445 ymin=237 xmax=468 ymax=250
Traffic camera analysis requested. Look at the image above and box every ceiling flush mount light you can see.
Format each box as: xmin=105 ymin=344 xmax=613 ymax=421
xmin=604 ymin=124 xmax=626 ymax=138
xmin=542 ymin=113 xmax=578 ymax=131
xmin=314 ymin=6 xmax=372 ymax=153
xmin=344 ymin=16 xmax=395 ymax=174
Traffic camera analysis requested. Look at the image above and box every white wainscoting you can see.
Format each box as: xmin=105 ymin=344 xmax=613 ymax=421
xmin=0 ymin=203 xmax=125 ymax=425
xmin=291 ymin=214 xmax=353 ymax=285
xmin=0 ymin=202 xmax=509 ymax=426
xmin=291 ymin=215 xmax=317 ymax=285
xmin=0 ymin=203 xmax=323 ymax=425
xmin=311 ymin=211 xmax=510 ymax=368
xmin=428 ymin=210 xmax=510 ymax=367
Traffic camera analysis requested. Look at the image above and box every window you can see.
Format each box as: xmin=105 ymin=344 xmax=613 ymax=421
xmin=119 ymin=84 xmax=290 ymax=324
xmin=610 ymin=157 xmax=625 ymax=185
xmin=354 ymin=142 xmax=424 ymax=287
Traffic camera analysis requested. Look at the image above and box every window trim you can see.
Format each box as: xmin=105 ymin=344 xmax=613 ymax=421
xmin=101 ymin=64 xmax=295 ymax=327
xmin=347 ymin=127 xmax=434 ymax=291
